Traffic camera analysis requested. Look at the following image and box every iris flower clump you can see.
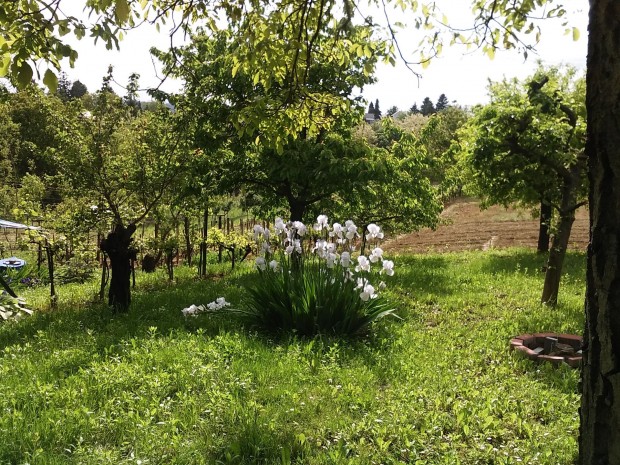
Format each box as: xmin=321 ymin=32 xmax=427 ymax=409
xmin=183 ymin=215 xmax=398 ymax=336
xmin=246 ymin=216 xmax=398 ymax=336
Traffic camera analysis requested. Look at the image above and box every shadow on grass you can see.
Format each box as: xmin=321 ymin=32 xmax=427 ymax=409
xmin=478 ymin=249 xmax=586 ymax=281
xmin=389 ymin=254 xmax=456 ymax=301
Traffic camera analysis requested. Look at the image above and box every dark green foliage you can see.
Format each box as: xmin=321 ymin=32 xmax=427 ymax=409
xmin=436 ymin=93 xmax=449 ymax=111
xmin=238 ymin=262 xmax=397 ymax=337
xmin=386 ymin=105 xmax=398 ymax=116
xmin=55 ymin=72 xmax=73 ymax=102
xmin=373 ymin=98 xmax=382 ymax=119
xmin=420 ymin=96 xmax=435 ymax=116
xmin=69 ymin=80 xmax=88 ymax=99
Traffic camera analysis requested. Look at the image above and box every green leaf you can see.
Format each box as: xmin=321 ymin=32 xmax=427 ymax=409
xmin=43 ymin=69 xmax=58 ymax=92
xmin=115 ymin=0 xmax=131 ymax=22
xmin=572 ymin=27 xmax=580 ymax=41
xmin=16 ymin=61 xmax=33 ymax=88
xmin=0 ymin=54 xmax=10 ymax=77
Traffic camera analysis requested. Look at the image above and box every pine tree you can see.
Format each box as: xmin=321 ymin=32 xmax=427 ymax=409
xmin=420 ymin=97 xmax=435 ymax=116
xmin=368 ymin=101 xmax=375 ymax=114
xmin=436 ymin=93 xmax=449 ymax=111
xmin=373 ymin=98 xmax=382 ymax=118
xmin=410 ymin=102 xmax=420 ymax=114
xmin=123 ymin=73 xmax=141 ymax=115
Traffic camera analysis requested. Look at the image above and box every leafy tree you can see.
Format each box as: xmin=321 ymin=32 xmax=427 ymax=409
xmin=123 ymin=72 xmax=141 ymax=115
xmin=328 ymin=118 xmax=442 ymax=237
xmin=59 ymin=90 xmax=191 ymax=310
xmin=416 ymin=106 xmax=470 ymax=198
xmin=420 ymin=96 xmax=435 ymax=116
xmin=6 ymin=85 xmax=67 ymax=202
xmin=435 ymin=93 xmax=449 ymax=111
xmin=70 ymin=80 xmax=88 ymax=99
xmin=410 ymin=102 xmax=420 ymax=114
xmin=56 ymin=72 xmax=73 ymax=102
xmin=153 ymin=26 xmax=380 ymax=221
xmin=386 ymin=105 xmax=399 ymax=116
xmin=458 ymin=66 xmax=586 ymax=304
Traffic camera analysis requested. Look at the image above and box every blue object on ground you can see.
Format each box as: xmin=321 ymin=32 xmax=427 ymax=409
xmin=0 ymin=257 xmax=26 ymax=270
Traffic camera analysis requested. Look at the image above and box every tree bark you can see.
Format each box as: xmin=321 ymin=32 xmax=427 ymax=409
xmin=537 ymin=199 xmax=552 ymax=253
xmin=200 ymin=208 xmax=208 ymax=276
xmin=100 ymin=223 xmax=137 ymax=312
xmin=184 ymin=216 xmax=192 ymax=266
xmin=579 ymin=2 xmax=620 ymax=462
xmin=289 ymin=199 xmax=306 ymax=222
xmin=541 ymin=162 xmax=582 ymax=305
xmin=540 ymin=209 xmax=574 ymax=305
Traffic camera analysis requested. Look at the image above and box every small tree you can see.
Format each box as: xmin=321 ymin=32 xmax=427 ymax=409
xmin=56 ymin=72 xmax=72 ymax=102
xmin=59 ymin=88 xmax=191 ymax=311
xmin=420 ymin=97 xmax=435 ymax=116
xmin=70 ymin=80 xmax=88 ymax=99
xmin=386 ymin=105 xmax=399 ymax=116
xmin=459 ymin=66 xmax=586 ymax=305
xmin=373 ymin=98 xmax=382 ymax=119
xmin=435 ymin=93 xmax=449 ymax=111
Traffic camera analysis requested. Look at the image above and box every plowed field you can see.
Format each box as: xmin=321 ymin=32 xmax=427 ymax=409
xmin=383 ymin=197 xmax=589 ymax=254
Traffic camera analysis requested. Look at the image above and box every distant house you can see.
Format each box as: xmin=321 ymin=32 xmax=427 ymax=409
xmin=364 ymin=112 xmax=377 ymax=124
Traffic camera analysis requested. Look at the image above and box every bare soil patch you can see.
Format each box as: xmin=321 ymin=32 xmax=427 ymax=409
xmin=383 ymin=197 xmax=589 ymax=254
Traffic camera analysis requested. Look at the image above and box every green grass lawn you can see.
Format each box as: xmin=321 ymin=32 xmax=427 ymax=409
xmin=0 ymin=249 xmax=585 ymax=464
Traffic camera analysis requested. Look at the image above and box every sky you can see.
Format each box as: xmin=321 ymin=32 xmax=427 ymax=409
xmin=56 ymin=0 xmax=589 ymax=110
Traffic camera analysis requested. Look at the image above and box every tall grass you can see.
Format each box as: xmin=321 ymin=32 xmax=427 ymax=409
xmin=0 ymin=248 xmax=585 ymax=464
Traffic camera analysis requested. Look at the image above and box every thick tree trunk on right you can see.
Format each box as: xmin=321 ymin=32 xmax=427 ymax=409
xmin=579 ymin=1 xmax=620 ymax=462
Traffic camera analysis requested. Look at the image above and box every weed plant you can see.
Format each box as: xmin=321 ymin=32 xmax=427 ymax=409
xmin=0 ymin=248 xmax=585 ymax=464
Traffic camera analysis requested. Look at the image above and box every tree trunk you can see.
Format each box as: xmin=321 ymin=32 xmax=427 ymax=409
xmin=540 ymin=164 xmax=581 ymax=305
xmin=540 ymin=210 xmax=574 ymax=305
xmin=184 ymin=216 xmax=192 ymax=266
xmin=289 ymin=199 xmax=306 ymax=222
xmin=579 ymin=2 xmax=620 ymax=462
xmin=100 ymin=223 xmax=136 ymax=312
xmin=537 ymin=199 xmax=552 ymax=253
xmin=46 ymin=244 xmax=56 ymax=308
xmin=200 ymin=208 xmax=208 ymax=276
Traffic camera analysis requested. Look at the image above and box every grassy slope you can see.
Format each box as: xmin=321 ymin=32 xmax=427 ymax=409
xmin=0 ymin=250 xmax=584 ymax=465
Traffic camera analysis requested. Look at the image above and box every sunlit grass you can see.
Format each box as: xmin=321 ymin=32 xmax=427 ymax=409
xmin=0 ymin=249 xmax=584 ymax=464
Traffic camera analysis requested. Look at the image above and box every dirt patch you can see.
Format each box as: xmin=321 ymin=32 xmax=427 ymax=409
xmin=383 ymin=198 xmax=589 ymax=254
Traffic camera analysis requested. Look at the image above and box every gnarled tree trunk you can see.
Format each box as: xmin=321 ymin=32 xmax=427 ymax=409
xmin=537 ymin=199 xmax=552 ymax=253
xmin=579 ymin=1 xmax=620 ymax=462
xmin=100 ymin=223 xmax=137 ymax=312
